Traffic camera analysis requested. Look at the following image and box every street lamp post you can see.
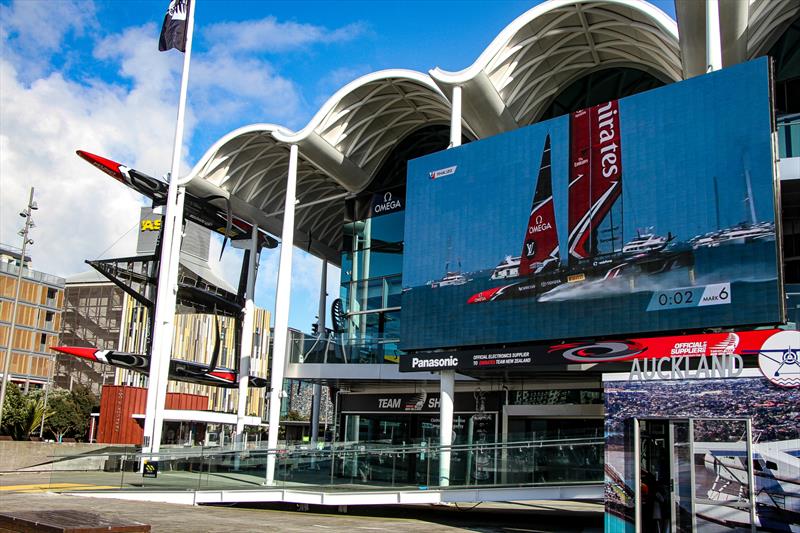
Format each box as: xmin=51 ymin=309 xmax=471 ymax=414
xmin=0 ymin=187 xmax=37 ymax=430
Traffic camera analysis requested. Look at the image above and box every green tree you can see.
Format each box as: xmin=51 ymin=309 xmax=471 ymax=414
xmin=1 ymin=384 xmax=26 ymax=437
xmin=0 ymin=385 xmax=47 ymax=440
xmin=68 ymin=385 xmax=97 ymax=437
xmin=46 ymin=386 xmax=98 ymax=441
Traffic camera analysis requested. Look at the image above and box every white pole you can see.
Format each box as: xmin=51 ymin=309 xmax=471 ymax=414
xmin=706 ymin=0 xmax=722 ymax=72
xmin=141 ymin=0 xmax=196 ymax=459
xmin=311 ymin=261 xmax=326 ymax=445
xmin=450 ymin=85 xmax=462 ymax=148
xmin=0 ymin=187 xmax=35 ymax=429
xmin=437 ymin=87 xmax=463 ymax=486
xmin=439 ymin=371 xmax=455 ymax=486
xmin=265 ymin=144 xmax=298 ymax=484
xmin=236 ymin=225 xmax=259 ymax=446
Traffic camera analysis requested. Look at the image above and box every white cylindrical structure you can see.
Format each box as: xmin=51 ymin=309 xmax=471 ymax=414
xmin=450 ymin=85 xmax=462 ymax=148
xmin=311 ymin=261 xmax=327 ymax=445
xmin=265 ymin=144 xmax=299 ymax=485
xmin=141 ymin=0 xmax=196 ymax=458
xmin=438 ymin=370 xmax=455 ymax=486
xmin=437 ymin=84 xmax=462 ymax=486
xmin=706 ymin=0 xmax=722 ymax=72
xmin=236 ymin=224 xmax=259 ymax=446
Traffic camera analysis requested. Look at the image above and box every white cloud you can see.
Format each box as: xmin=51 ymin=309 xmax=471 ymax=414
xmin=0 ymin=4 xmax=356 ymax=333
xmin=203 ymin=17 xmax=366 ymax=54
xmin=313 ymin=64 xmax=373 ymax=107
xmin=190 ymin=53 xmax=300 ymax=126
xmin=0 ymin=0 xmax=97 ymax=81
xmin=0 ymin=25 xmax=184 ymax=277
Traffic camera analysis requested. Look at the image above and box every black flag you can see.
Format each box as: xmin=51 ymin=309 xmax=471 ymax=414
xmin=158 ymin=0 xmax=190 ymax=52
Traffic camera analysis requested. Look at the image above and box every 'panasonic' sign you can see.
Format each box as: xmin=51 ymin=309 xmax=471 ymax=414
xmin=411 ymin=356 xmax=459 ymax=369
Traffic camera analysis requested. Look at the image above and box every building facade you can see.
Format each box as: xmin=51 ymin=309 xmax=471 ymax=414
xmin=56 ymin=271 xmax=122 ymax=394
xmin=114 ymin=299 xmax=271 ymax=420
xmin=87 ymin=0 xmax=800 ymax=529
xmin=0 ymin=246 xmax=65 ymax=392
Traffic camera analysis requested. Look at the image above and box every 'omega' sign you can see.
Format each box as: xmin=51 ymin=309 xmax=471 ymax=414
xmin=372 ymin=191 xmax=403 ymax=216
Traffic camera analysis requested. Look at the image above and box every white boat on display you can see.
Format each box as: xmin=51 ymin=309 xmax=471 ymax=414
xmin=430 ymin=271 xmax=471 ymax=288
xmin=690 ymin=172 xmax=776 ymax=249
xmin=691 ymin=221 xmax=775 ymax=249
xmin=491 ymin=256 xmax=521 ymax=279
xmin=621 ymin=230 xmax=672 ymax=254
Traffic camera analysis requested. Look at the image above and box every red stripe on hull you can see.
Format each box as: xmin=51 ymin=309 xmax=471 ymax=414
xmin=51 ymin=345 xmax=99 ymax=361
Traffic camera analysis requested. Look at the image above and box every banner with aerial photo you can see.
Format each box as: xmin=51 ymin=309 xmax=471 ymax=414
xmin=400 ymin=58 xmax=781 ymax=351
xmin=604 ymin=377 xmax=800 ymax=532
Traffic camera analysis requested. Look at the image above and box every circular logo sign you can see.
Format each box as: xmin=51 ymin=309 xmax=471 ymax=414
xmin=758 ymin=330 xmax=800 ymax=388
xmin=553 ymin=340 xmax=646 ymax=362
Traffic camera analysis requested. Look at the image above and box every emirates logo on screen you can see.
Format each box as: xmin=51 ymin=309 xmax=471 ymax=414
xmin=429 ymin=166 xmax=457 ymax=180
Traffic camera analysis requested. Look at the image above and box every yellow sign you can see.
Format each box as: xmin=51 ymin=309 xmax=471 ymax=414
xmin=142 ymin=460 xmax=158 ymax=478
xmin=140 ymin=219 xmax=162 ymax=232
xmin=567 ymin=273 xmax=586 ymax=283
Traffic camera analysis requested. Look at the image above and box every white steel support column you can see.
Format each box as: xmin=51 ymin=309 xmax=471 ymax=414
xmin=438 ymin=84 xmax=462 ymax=486
xmin=141 ymin=0 xmax=195 ymax=458
xmin=439 ymin=370 xmax=455 ymax=486
xmin=236 ymin=224 xmax=259 ymax=447
xmin=706 ymin=0 xmax=722 ymax=72
xmin=450 ymin=85 xmax=462 ymax=148
xmin=265 ymin=144 xmax=298 ymax=485
xmin=311 ymin=261 xmax=327 ymax=446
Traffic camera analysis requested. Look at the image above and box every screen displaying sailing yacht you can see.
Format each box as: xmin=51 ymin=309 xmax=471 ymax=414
xmin=400 ymin=58 xmax=781 ymax=351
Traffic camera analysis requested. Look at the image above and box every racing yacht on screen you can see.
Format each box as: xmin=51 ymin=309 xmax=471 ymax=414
xmin=468 ymin=100 xmax=693 ymax=304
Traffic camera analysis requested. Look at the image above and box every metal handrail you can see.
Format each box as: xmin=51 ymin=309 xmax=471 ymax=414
xmin=50 ymin=437 xmax=603 ymax=461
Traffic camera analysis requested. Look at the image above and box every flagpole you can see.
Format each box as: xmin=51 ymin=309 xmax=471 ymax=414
xmin=142 ymin=0 xmax=196 ymax=462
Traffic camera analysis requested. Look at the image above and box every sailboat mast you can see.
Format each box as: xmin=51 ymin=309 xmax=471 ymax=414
xmin=713 ymin=176 xmax=721 ymax=230
xmin=744 ymin=169 xmax=757 ymax=225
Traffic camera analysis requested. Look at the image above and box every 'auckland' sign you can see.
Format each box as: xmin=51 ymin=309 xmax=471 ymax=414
xmin=628 ymin=353 xmax=744 ymax=381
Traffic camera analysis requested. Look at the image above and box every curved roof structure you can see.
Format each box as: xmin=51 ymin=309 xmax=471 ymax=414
xmin=430 ymin=0 xmax=680 ymax=135
xmin=183 ymin=0 xmax=797 ymax=266
xmin=184 ymin=71 xmax=454 ymax=263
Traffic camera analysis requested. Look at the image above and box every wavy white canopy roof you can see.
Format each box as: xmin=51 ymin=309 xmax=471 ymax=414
xmin=183 ymin=0 xmax=794 ymax=265
xmin=431 ymin=0 xmax=680 ymax=135
xmin=676 ymin=0 xmax=800 ymax=78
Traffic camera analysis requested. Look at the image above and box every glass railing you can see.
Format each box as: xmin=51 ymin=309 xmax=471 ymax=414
xmin=288 ymin=329 xmax=403 ymax=364
xmin=0 ymin=261 xmax=65 ymax=288
xmin=48 ymin=438 xmax=604 ymax=493
xmin=778 ymin=113 xmax=799 ymax=159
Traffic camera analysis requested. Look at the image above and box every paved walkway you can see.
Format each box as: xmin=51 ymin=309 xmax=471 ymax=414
xmin=0 ymin=472 xmax=603 ymax=533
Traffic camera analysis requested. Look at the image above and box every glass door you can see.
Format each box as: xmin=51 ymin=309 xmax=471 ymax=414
xmin=691 ymin=418 xmax=755 ymax=532
xmin=670 ymin=419 xmax=695 ymax=532
xmin=638 ymin=418 xmax=756 ymax=533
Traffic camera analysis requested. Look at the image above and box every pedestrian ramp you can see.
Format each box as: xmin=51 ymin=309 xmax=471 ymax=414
xmin=46 ymin=438 xmax=605 ymax=506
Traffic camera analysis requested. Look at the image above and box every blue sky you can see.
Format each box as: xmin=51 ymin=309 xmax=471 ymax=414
xmin=0 ymin=0 xmax=677 ymax=331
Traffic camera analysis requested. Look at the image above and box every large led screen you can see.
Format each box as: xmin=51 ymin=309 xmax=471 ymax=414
xmin=400 ymin=58 xmax=781 ymax=351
